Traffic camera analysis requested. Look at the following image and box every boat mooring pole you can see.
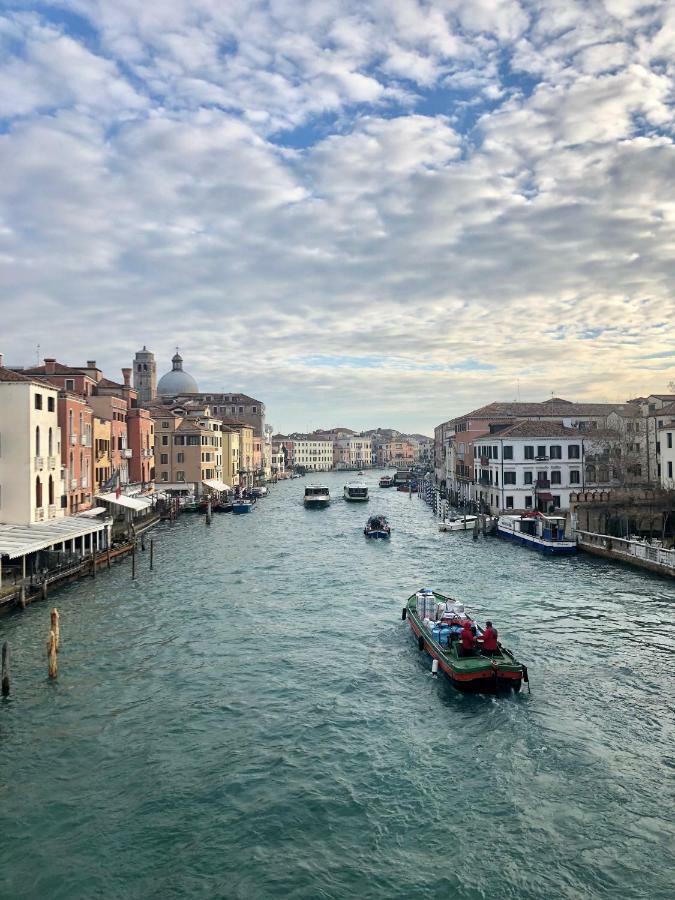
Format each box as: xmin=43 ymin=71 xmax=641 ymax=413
xmin=132 ymin=541 xmax=136 ymax=580
xmin=47 ymin=630 xmax=57 ymax=679
xmin=1 ymin=642 xmax=10 ymax=697
xmin=150 ymin=539 xmax=154 ymax=571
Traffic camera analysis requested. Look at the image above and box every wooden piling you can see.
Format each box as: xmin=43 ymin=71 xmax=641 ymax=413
xmin=1 ymin=642 xmax=10 ymax=697
xmin=41 ymin=578 xmax=48 ymax=601
xmin=51 ymin=608 xmax=60 ymax=651
xmin=150 ymin=539 xmax=154 ymax=571
xmin=132 ymin=541 xmax=136 ymax=580
xmin=92 ymin=552 xmax=96 ymax=579
xmin=206 ymin=497 xmax=212 ymax=526
xmin=107 ymin=546 xmax=111 ymax=570
xmin=47 ymin=630 xmax=58 ymax=679
xmin=141 ymin=533 xmax=146 ymax=552
xmin=18 ymin=584 xmax=26 ymax=610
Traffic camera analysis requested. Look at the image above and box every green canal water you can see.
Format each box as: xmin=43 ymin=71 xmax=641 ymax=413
xmin=1 ymin=472 xmax=674 ymax=899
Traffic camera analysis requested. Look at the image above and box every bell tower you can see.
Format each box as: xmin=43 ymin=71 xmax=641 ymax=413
xmin=133 ymin=346 xmax=157 ymax=406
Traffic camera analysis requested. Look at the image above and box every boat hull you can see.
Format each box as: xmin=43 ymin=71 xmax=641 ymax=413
xmin=364 ymin=530 xmax=390 ymax=539
xmin=232 ymin=502 xmax=254 ymax=514
xmin=496 ymin=525 xmax=576 ymax=554
xmin=304 ymin=499 xmax=330 ymax=508
xmin=439 ymin=519 xmax=476 ymax=532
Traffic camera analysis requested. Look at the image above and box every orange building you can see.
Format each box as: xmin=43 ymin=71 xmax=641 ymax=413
xmin=58 ymin=392 xmax=93 ymax=514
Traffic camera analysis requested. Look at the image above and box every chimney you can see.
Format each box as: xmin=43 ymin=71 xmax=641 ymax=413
xmin=44 ymin=357 xmax=56 ymax=374
xmin=122 ymin=367 xmax=131 ymax=387
xmin=87 ymin=360 xmax=96 ymax=368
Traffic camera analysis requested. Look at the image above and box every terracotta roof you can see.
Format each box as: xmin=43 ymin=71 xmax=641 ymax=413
xmin=487 ymin=421 xmax=584 ymax=439
xmin=449 ymin=399 xmax=620 ymax=424
xmin=21 ymin=362 xmax=85 ymax=376
xmin=611 ymin=404 xmax=643 ymax=418
xmin=0 ymin=367 xmax=56 ymax=390
xmin=97 ymin=377 xmax=125 ymax=389
xmin=657 ymin=402 xmax=675 ymax=418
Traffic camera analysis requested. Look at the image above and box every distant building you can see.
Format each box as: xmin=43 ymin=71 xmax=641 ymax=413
xmin=157 ymin=351 xmax=199 ymax=396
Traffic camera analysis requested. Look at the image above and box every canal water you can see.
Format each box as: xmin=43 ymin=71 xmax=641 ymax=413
xmin=1 ymin=472 xmax=674 ymax=899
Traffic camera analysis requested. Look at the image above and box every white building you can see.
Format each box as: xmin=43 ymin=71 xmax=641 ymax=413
xmin=657 ymin=404 xmax=675 ymax=489
xmin=292 ymin=437 xmax=334 ymax=471
xmin=0 ymin=364 xmax=65 ymax=524
xmin=474 ymin=422 xmax=608 ymax=514
xmin=333 ymin=436 xmax=372 ymax=469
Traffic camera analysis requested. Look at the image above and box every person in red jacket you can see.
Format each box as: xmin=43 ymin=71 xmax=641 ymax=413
xmin=480 ymin=621 xmax=499 ymax=656
xmin=459 ymin=620 xmax=476 ymax=657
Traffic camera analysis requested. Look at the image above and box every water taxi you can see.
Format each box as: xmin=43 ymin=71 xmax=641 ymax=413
xmin=438 ymin=514 xmax=478 ymax=532
xmin=404 ymin=588 xmax=527 ymax=693
xmin=364 ymin=515 xmax=390 ymax=538
xmin=344 ymin=484 xmax=369 ymax=502
xmin=497 ymin=513 xmax=576 ymax=554
xmin=379 ymin=475 xmax=394 ymax=488
xmin=304 ymin=485 xmax=330 ymax=508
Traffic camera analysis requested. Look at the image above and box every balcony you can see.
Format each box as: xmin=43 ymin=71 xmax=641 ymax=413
xmin=35 ymin=508 xmax=45 ymax=521
xmin=48 ymin=456 xmax=57 ymax=469
xmin=48 ymin=505 xmax=57 ymax=518
xmin=535 ymin=455 xmax=548 ymax=462
xmin=34 ymin=456 xmax=44 ymax=469
xmin=96 ymin=450 xmax=106 ymax=460
xmin=81 ymin=434 xmax=90 ymax=446
xmin=70 ymin=433 xmax=77 ymax=445
xmin=535 ymin=479 xmax=551 ymax=489
xmin=70 ymin=478 xmax=78 ymax=489
xmin=122 ymin=448 xmax=133 ymax=458
xmin=80 ymin=477 xmax=89 ymax=488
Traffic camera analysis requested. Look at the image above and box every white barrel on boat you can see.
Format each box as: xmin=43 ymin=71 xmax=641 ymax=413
xmin=431 ymin=659 xmax=439 ymax=676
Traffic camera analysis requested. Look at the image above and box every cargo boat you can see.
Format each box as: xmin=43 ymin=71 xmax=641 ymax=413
xmin=403 ymin=588 xmax=526 ymax=693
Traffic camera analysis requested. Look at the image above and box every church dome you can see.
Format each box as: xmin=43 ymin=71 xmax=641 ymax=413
xmin=157 ymin=351 xmax=199 ymax=396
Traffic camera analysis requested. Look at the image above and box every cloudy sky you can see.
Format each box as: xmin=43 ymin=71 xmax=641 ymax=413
xmin=1 ymin=1 xmax=674 ymax=433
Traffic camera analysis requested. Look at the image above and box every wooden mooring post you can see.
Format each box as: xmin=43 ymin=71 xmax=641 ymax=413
xmin=1 ymin=642 xmax=10 ymax=697
xmin=132 ymin=540 xmax=136 ymax=580
xmin=206 ymin=497 xmax=212 ymax=526
xmin=51 ymin=608 xmax=60 ymax=651
xmin=150 ymin=539 xmax=154 ymax=571
xmin=47 ymin=630 xmax=57 ymax=679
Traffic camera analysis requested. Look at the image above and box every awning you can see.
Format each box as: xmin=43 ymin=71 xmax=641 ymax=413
xmin=202 ymin=479 xmax=231 ymax=492
xmin=537 ymin=492 xmax=554 ymax=501
xmin=96 ymin=492 xmax=153 ymax=511
xmin=77 ymin=506 xmax=108 ymax=518
xmin=0 ymin=518 xmax=110 ymax=559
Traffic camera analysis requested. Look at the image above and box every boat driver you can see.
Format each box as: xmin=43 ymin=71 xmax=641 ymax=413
xmin=479 ymin=621 xmax=499 ymax=656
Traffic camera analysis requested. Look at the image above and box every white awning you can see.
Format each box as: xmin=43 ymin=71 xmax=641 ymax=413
xmin=202 ymin=479 xmax=231 ymax=492
xmin=0 ymin=518 xmax=110 ymax=559
xmin=77 ymin=506 xmax=108 ymax=518
xmin=96 ymin=492 xmax=153 ymax=511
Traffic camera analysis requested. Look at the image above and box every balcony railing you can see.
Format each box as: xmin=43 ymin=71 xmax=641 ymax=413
xmin=34 ymin=456 xmax=44 ymax=469
xmin=535 ymin=479 xmax=551 ymax=489
xmin=48 ymin=456 xmax=57 ymax=469
xmin=48 ymin=505 xmax=57 ymax=518
xmin=70 ymin=478 xmax=78 ymax=489
xmin=81 ymin=435 xmax=90 ymax=446
xmin=80 ymin=477 xmax=89 ymax=488
xmin=35 ymin=508 xmax=45 ymax=520
xmin=70 ymin=433 xmax=77 ymax=445
xmin=122 ymin=448 xmax=133 ymax=458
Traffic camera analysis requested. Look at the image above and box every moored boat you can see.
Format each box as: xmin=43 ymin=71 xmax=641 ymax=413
xmin=403 ymin=588 xmax=526 ymax=693
xmin=232 ymin=499 xmax=255 ymax=514
xmin=379 ymin=475 xmax=394 ymax=487
xmin=251 ymin=486 xmax=268 ymax=498
xmin=438 ymin=514 xmax=478 ymax=532
xmin=344 ymin=483 xmax=369 ymax=502
xmin=497 ymin=513 xmax=576 ymax=554
xmin=304 ymin=485 xmax=330 ymax=508
xmin=364 ymin=514 xmax=390 ymax=538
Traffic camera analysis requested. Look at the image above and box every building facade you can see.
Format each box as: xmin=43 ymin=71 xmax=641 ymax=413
xmin=59 ymin=392 xmax=93 ymax=514
xmin=133 ymin=346 xmax=157 ymax=406
xmin=127 ymin=407 xmax=155 ymax=488
xmin=151 ymin=408 xmax=223 ymax=488
xmin=93 ymin=416 xmax=112 ymax=493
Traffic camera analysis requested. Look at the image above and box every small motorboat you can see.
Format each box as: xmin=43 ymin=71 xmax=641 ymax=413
xmin=496 ymin=513 xmax=576 ymax=554
xmin=364 ymin=514 xmax=390 ymax=539
xmin=344 ymin=484 xmax=369 ymax=502
xmin=438 ymin=514 xmax=478 ymax=532
xmin=404 ymin=588 xmax=527 ymax=693
xmin=251 ymin=486 xmax=268 ymax=498
xmin=304 ymin=485 xmax=330 ymax=508
xmin=232 ymin=499 xmax=255 ymax=514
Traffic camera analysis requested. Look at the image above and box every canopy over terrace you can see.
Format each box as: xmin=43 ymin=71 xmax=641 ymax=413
xmin=95 ymin=493 xmax=153 ymax=512
xmin=0 ymin=516 xmax=111 ymax=584
xmin=202 ymin=479 xmax=231 ymax=493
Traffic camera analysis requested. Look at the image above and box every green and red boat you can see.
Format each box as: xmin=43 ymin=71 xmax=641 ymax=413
xmin=403 ymin=589 xmax=527 ymax=694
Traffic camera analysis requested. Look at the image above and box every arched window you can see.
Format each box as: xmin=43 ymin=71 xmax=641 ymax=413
xmin=69 ymin=409 xmax=73 ymax=439
xmin=48 ymin=427 xmax=53 ymax=457
xmin=79 ymin=411 xmax=83 ymax=435
xmin=35 ymin=425 xmax=40 ymax=457
xmin=49 ymin=475 xmax=54 ymax=505
xmin=70 ymin=451 xmax=74 ymax=482
xmin=599 ymin=466 xmax=609 ymax=483
xmin=586 ymin=464 xmax=596 ymax=483
xmin=36 ymin=477 xmax=43 ymax=508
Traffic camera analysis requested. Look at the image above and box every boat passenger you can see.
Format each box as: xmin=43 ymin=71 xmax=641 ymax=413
xmin=459 ymin=621 xmax=476 ymax=657
xmin=479 ymin=621 xmax=499 ymax=657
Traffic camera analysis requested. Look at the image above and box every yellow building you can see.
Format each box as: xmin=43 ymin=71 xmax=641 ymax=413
xmin=150 ymin=407 xmax=224 ymax=490
xmin=93 ymin=416 xmax=112 ymax=492
xmin=223 ymin=421 xmax=254 ymax=488
xmin=221 ymin=426 xmax=241 ymax=487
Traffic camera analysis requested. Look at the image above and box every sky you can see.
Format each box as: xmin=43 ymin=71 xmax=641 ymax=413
xmin=1 ymin=0 xmax=674 ymax=435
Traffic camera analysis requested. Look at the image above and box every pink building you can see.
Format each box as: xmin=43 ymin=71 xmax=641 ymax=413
xmin=128 ymin=407 xmax=155 ymax=486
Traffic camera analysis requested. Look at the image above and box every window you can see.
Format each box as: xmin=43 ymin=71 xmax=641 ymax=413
xmin=35 ymin=426 xmax=40 ymax=456
xmin=177 ymin=452 xmax=184 ymax=463
xmin=570 ymin=470 xmax=580 ymax=484
xmin=505 ymin=496 xmax=514 ymax=509
xmin=550 ymin=445 xmax=562 ymax=460
xmin=524 ymin=496 xmax=532 ymax=509
xmin=536 ymin=445 xmax=546 ymax=458
xmin=503 ymin=446 xmax=513 ymax=460
xmin=161 ymin=472 xmax=168 ymax=482
xmin=34 ymin=393 xmax=43 ymax=410
xmin=551 ymin=471 xmax=561 ymax=485
xmin=162 ymin=435 xmax=168 ymax=446
xmin=524 ymin=471 xmax=533 ymax=485
xmin=65 ymin=379 xmax=74 ymax=390
xmin=668 ymin=433 xmax=673 ymax=449
xmin=162 ymin=421 xmax=169 ymax=428
xmin=668 ymin=462 xmax=673 ymax=479
xmin=524 ymin=446 xmax=534 ymax=460
xmin=552 ymin=496 xmax=561 ymax=508
xmin=568 ymin=445 xmax=580 ymax=459
xmin=35 ymin=476 xmax=42 ymax=508
xmin=48 ymin=396 xmax=55 ymax=412
xmin=176 ymin=471 xmax=185 ymax=482
xmin=160 ymin=453 xmax=168 ymax=465
xmin=504 ymin=472 xmax=516 ymax=485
